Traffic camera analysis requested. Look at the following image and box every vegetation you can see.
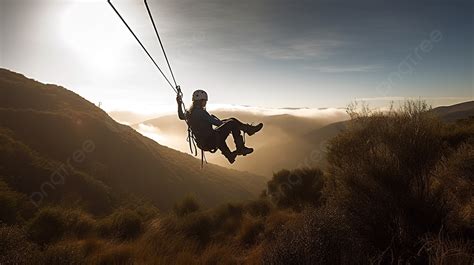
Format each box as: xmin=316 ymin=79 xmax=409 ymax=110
xmin=0 ymin=68 xmax=267 ymax=214
xmin=0 ymin=99 xmax=472 ymax=264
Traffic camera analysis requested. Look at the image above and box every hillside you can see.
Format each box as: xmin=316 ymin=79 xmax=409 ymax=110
xmin=0 ymin=68 xmax=267 ymax=211
xmin=431 ymin=101 xmax=474 ymax=122
xmin=2 ymin=99 xmax=472 ymax=264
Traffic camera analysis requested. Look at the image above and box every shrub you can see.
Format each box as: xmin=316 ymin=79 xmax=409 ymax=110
xmin=330 ymin=101 xmax=444 ymax=201
xmin=0 ymin=180 xmax=30 ymax=224
xmin=418 ymin=233 xmax=474 ymax=265
xmin=199 ymin=244 xmax=239 ymax=265
xmin=98 ymin=209 xmax=143 ymax=240
xmin=134 ymin=203 xmax=159 ymax=221
xmin=244 ymin=198 xmax=273 ymax=217
xmin=238 ymin=217 xmax=264 ymax=246
xmin=0 ymin=224 xmax=43 ymax=265
xmin=267 ymin=168 xmax=325 ymax=210
xmin=90 ymin=244 xmax=134 ymax=265
xmin=263 ymin=209 xmax=298 ymax=241
xmin=43 ymin=241 xmax=87 ymax=265
xmin=176 ymin=212 xmax=214 ymax=245
xmin=173 ymin=195 xmax=200 ymax=217
xmin=63 ymin=209 xmax=96 ymax=238
xmin=0 ymin=190 xmax=20 ymax=224
xmin=323 ymin=100 xmax=472 ymax=262
xmin=433 ymin=142 xmax=474 ymax=236
xmin=262 ymin=206 xmax=370 ymax=265
xmin=212 ymin=203 xmax=244 ymax=237
xmin=27 ymin=207 xmax=67 ymax=245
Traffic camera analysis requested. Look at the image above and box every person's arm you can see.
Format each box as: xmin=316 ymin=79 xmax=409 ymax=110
xmin=208 ymin=113 xmax=223 ymax=126
xmin=176 ymin=95 xmax=186 ymax=120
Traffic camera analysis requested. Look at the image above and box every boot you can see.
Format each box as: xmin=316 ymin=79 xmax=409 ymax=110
xmin=243 ymin=123 xmax=263 ymax=136
xmin=221 ymin=146 xmax=237 ymax=164
xmin=224 ymin=152 xmax=237 ymax=164
xmin=234 ymin=147 xmax=253 ymax=156
xmin=234 ymin=134 xmax=254 ymax=156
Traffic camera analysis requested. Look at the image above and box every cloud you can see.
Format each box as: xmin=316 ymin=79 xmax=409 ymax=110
xmin=108 ymin=104 xmax=349 ymax=125
xmin=354 ymin=96 xmax=472 ymax=101
xmin=309 ymin=64 xmax=383 ymax=73
xmin=244 ymin=39 xmax=345 ymax=60
xmin=208 ymin=104 xmax=348 ymax=119
xmin=350 ymin=97 xmax=473 ymax=110
xmin=136 ymin=123 xmax=167 ymax=143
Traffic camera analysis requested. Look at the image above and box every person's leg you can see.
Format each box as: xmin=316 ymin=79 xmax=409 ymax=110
xmin=213 ymin=126 xmax=236 ymax=163
xmin=217 ymin=140 xmax=236 ymax=163
xmin=222 ymin=117 xmax=263 ymax=136
xmin=216 ymin=119 xmax=253 ymax=156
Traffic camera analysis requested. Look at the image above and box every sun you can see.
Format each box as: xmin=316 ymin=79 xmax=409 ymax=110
xmin=59 ymin=2 xmax=131 ymax=73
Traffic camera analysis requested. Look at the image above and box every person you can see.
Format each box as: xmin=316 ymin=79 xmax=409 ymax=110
xmin=177 ymin=89 xmax=263 ymax=164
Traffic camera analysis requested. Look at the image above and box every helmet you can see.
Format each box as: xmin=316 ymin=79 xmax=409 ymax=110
xmin=192 ymin=89 xmax=208 ymax=101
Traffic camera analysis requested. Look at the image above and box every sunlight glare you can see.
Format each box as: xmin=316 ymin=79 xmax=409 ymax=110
xmin=60 ymin=2 xmax=130 ymax=73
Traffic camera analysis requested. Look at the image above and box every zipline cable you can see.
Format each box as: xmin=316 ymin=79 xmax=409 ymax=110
xmin=107 ymin=0 xmax=177 ymax=93
xmin=108 ymin=0 xmax=202 ymax=160
xmin=144 ymin=0 xmax=178 ymax=89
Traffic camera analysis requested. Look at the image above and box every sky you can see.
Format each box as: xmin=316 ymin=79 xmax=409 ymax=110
xmin=1 ymin=0 xmax=473 ymax=115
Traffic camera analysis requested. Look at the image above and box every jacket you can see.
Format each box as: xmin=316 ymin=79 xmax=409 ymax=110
xmin=178 ymin=105 xmax=223 ymax=149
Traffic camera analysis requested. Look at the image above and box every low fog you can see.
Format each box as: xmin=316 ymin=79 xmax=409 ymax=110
xmin=110 ymin=106 xmax=349 ymax=176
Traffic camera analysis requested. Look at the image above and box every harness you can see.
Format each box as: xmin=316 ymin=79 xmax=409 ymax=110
xmin=180 ymin=88 xmax=218 ymax=167
xmin=186 ymin=126 xmax=217 ymax=168
xmin=109 ymin=0 xmax=214 ymax=167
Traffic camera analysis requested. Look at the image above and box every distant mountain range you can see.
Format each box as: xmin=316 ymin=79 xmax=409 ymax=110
xmin=431 ymin=101 xmax=474 ymax=122
xmin=134 ymin=108 xmax=348 ymax=175
xmin=132 ymin=99 xmax=474 ymax=176
xmin=0 ymin=69 xmax=267 ymax=211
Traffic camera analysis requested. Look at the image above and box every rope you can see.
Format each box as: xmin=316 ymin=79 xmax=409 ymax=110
xmin=107 ymin=0 xmax=177 ymax=93
xmin=110 ymin=0 xmax=211 ymax=167
xmin=144 ymin=0 xmax=178 ymax=88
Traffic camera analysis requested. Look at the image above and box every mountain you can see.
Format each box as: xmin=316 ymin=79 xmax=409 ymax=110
xmin=207 ymin=101 xmax=474 ymax=176
xmin=257 ymin=101 xmax=474 ymax=173
xmin=129 ymin=100 xmax=474 ymax=176
xmin=430 ymin=101 xmax=474 ymax=122
xmin=0 ymin=68 xmax=267 ymax=212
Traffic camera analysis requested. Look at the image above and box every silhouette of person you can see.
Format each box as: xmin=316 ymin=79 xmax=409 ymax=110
xmin=177 ymin=90 xmax=263 ymax=163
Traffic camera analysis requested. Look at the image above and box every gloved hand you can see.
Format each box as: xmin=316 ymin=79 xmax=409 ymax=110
xmin=176 ymin=94 xmax=183 ymax=104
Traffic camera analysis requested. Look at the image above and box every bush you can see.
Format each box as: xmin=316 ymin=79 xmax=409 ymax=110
xmin=323 ymin=101 xmax=473 ymax=262
xmin=43 ymin=241 xmax=87 ymax=265
xmin=418 ymin=233 xmax=474 ymax=265
xmin=238 ymin=217 xmax=264 ymax=246
xmin=267 ymin=168 xmax=325 ymax=210
xmin=0 ymin=224 xmax=43 ymax=265
xmin=134 ymin=203 xmax=159 ymax=221
xmin=244 ymin=198 xmax=273 ymax=217
xmin=0 ymin=180 xmax=30 ymax=224
xmin=262 ymin=206 xmax=370 ymax=265
xmin=173 ymin=195 xmax=200 ymax=217
xmin=212 ymin=203 xmax=244 ymax=237
xmin=433 ymin=142 xmax=474 ymax=236
xmin=90 ymin=244 xmax=134 ymax=265
xmin=27 ymin=207 xmax=67 ymax=245
xmin=63 ymin=210 xmax=96 ymax=238
xmin=199 ymin=244 xmax=239 ymax=265
xmin=0 ymin=190 xmax=21 ymax=224
xmin=98 ymin=209 xmax=143 ymax=240
xmin=27 ymin=207 xmax=96 ymax=245
xmin=176 ymin=212 xmax=214 ymax=245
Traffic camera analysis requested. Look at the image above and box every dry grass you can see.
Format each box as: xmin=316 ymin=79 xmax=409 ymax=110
xmin=2 ymin=100 xmax=473 ymax=264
